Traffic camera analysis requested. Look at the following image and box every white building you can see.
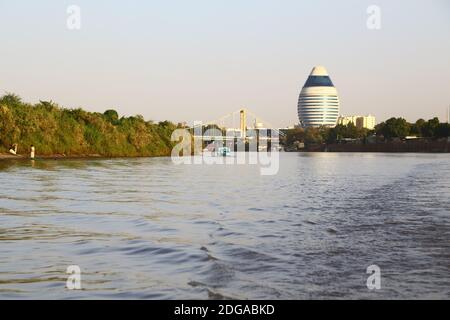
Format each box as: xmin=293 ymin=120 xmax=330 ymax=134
xmin=337 ymin=116 xmax=360 ymax=126
xmin=297 ymin=66 xmax=340 ymax=127
xmin=337 ymin=115 xmax=376 ymax=130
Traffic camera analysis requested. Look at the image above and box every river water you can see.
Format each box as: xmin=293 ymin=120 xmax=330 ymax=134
xmin=0 ymin=153 xmax=449 ymax=299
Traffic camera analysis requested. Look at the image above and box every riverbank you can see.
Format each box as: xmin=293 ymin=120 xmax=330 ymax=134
xmin=0 ymin=94 xmax=177 ymax=159
xmin=287 ymin=140 xmax=450 ymax=153
xmin=0 ymin=153 xmax=105 ymax=161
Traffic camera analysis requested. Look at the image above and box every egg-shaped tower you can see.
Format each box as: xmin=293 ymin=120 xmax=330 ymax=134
xmin=298 ymin=66 xmax=340 ymax=127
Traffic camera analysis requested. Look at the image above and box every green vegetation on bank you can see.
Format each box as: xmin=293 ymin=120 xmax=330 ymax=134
xmin=376 ymin=117 xmax=450 ymax=140
xmin=285 ymin=123 xmax=372 ymax=146
xmin=284 ymin=117 xmax=450 ymax=148
xmin=0 ymin=94 xmax=178 ymax=157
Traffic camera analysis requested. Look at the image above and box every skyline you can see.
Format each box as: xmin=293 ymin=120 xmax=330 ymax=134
xmin=0 ymin=0 xmax=449 ymax=127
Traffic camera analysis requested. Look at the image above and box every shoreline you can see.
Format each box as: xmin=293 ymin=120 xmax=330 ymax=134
xmin=287 ymin=140 xmax=450 ymax=153
xmin=0 ymin=153 xmax=168 ymax=161
xmin=0 ymin=153 xmax=103 ymax=161
xmin=0 ymin=152 xmax=178 ymax=164
xmin=2 ymin=150 xmax=450 ymax=162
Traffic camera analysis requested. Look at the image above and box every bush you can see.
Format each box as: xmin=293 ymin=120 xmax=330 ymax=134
xmin=0 ymin=94 xmax=176 ymax=157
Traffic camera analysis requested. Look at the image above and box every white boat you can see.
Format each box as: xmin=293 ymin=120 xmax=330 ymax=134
xmin=216 ymin=147 xmax=231 ymax=157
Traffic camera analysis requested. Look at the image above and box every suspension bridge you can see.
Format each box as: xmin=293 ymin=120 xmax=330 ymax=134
xmin=192 ymin=108 xmax=285 ymax=141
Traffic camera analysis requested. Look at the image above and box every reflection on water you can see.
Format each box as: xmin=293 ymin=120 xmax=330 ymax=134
xmin=0 ymin=153 xmax=449 ymax=299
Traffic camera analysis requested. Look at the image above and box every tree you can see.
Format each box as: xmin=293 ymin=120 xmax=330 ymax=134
xmin=410 ymin=119 xmax=426 ymax=136
xmin=376 ymin=117 xmax=410 ymax=139
xmin=158 ymin=120 xmax=171 ymax=127
xmin=304 ymin=127 xmax=323 ymax=145
xmin=0 ymin=93 xmax=22 ymax=107
xmin=436 ymin=123 xmax=450 ymax=138
xmin=286 ymin=128 xmax=306 ymax=145
xmin=422 ymin=117 xmax=440 ymax=138
xmin=325 ymin=123 xmax=369 ymax=143
xmin=104 ymin=109 xmax=119 ymax=124
xmin=39 ymin=100 xmax=58 ymax=112
xmin=0 ymin=104 xmax=21 ymax=147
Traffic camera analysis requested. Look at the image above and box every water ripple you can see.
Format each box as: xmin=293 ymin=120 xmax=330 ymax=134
xmin=0 ymin=154 xmax=449 ymax=299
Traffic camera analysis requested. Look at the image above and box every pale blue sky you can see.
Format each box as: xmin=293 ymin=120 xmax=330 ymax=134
xmin=1 ymin=0 xmax=449 ymax=127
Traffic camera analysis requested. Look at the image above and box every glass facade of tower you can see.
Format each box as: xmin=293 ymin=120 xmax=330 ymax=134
xmin=303 ymin=75 xmax=334 ymax=87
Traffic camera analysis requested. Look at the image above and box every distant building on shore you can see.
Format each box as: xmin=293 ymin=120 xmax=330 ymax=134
xmin=297 ymin=66 xmax=340 ymax=127
xmin=337 ymin=115 xmax=376 ymax=130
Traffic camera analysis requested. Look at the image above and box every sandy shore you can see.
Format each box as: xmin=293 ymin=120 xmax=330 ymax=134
xmin=0 ymin=153 xmax=26 ymax=160
xmin=0 ymin=153 xmax=103 ymax=160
